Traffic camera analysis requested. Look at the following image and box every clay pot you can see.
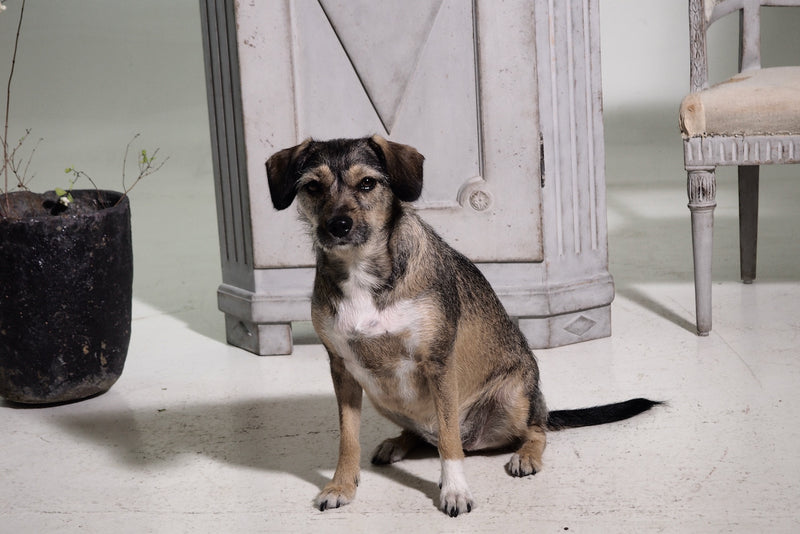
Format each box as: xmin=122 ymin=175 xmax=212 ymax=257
xmin=0 ymin=190 xmax=133 ymax=404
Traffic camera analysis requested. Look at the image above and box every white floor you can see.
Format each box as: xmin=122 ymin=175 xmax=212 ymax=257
xmin=3 ymin=103 xmax=800 ymax=532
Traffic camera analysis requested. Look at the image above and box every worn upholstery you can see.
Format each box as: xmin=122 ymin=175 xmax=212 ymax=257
xmin=680 ymin=66 xmax=800 ymax=137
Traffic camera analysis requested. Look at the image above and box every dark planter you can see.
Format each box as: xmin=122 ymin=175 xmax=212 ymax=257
xmin=0 ymin=190 xmax=133 ymax=404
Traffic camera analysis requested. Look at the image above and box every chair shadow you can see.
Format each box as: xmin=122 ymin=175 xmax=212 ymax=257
xmin=615 ymin=285 xmax=697 ymax=335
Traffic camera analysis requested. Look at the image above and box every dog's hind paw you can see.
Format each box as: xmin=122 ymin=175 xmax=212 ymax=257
xmin=505 ymin=452 xmax=542 ymax=477
xmin=371 ymin=441 xmax=404 ymax=465
xmin=314 ymin=483 xmax=356 ymax=512
xmin=371 ymin=431 xmax=420 ymax=465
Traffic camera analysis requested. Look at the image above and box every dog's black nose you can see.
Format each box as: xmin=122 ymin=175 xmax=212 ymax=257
xmin=327 ymin=216 xmax=353 ymax=238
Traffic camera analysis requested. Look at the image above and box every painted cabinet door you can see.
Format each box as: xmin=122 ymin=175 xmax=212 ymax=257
xmin=271 ymin=0 xmax=543 ymax=265
xmin=203 ymin=0 xmax=613 ymax=355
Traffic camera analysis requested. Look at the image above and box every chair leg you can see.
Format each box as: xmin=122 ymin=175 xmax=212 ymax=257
xmin=738 ymin=165 xmax=759 ymax=284
xmin=687 ymin=168 xmax=717 ymax=336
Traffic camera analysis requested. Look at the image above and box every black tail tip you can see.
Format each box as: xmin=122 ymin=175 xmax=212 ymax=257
xmin=627 ymin=398 xmax=666 ymax=411
xmin=611 ymin=398 xmax=667 ymax=419
xmin=547 ymin=397 xmax=665 ymax=430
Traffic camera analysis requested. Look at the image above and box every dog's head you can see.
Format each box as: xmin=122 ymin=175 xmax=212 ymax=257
xmin=266 ymin=135 xmax=424 ymax=250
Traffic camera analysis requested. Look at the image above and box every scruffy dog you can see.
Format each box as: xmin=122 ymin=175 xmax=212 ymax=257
xmin=266 ymin=135 xmax=658 ymax=517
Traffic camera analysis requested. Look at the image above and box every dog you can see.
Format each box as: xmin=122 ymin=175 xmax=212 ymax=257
xmin=266 ymin=135 xmax=659 ymax=517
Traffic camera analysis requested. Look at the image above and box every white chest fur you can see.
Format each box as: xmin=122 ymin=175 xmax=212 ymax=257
xmin=322 ymin=264 xmax=425 ymax=400
xmin=331 ymin=264 xmax=419 ymax=340
xmin=335 ymin=283 xmax=417 ymax=339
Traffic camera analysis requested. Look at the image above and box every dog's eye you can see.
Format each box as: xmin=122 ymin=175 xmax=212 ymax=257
xmin=358 ymin=177 xmax=377 ymax=192
xmin=303 ymin=181 xmax=322 ymax=195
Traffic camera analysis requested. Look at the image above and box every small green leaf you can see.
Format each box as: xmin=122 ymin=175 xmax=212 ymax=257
xmin=55 ymin=187 xmax=67 ymax=196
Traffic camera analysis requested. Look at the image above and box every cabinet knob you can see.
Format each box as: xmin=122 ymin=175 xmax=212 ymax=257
xmin=457 ymin=177 xmax=493 ymax=212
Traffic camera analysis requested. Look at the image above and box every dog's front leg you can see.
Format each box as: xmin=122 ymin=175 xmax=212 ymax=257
xmin=426 ymin=363 xmax=475 ymax=517
xmin=315 ymin=353 xmax=363 ymax=511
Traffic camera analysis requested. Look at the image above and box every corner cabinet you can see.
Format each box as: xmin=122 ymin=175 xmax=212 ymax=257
xmin=200 ymin=0 xmax=613 ymax=355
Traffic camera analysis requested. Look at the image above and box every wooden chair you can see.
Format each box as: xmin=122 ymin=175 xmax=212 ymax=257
xmin=681 ymin=0 xmax=800 ymax=335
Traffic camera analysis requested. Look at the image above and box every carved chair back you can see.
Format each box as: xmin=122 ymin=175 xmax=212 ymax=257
xmin=689 ymin=0 xmax=800 ymax=92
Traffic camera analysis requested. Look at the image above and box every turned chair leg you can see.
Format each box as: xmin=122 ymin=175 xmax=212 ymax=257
xmin=688 ymin=168 xmax=717 ymax=336
xmin=738 ymin=165 xmax=759 ymax=284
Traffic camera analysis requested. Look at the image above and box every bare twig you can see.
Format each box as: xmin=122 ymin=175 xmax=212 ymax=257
xmin=19 ymin=134 xmax=41 ymax=186
xmin=3 ymin=0 xmax=26 ymax=213
xmin=115 ymin=134 xmax=168 ymax=206
xmin=3 ymin=128 xmax=38 ymax=189
xmin=65 ymin=168 xmax=99 ymax=191
xmin=120 ymin=133 xmax=140 ymax=193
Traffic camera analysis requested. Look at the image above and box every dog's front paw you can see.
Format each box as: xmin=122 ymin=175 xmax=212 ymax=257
xmin=439 ymin=487 xmax=475 ymax=517
xmin=314 ymin=483 xmax=357 ymax=512
xmin=438 ymin=459 xmax=475 ymax=517
xmin=505 ymin=452 xmax=542 ymax=477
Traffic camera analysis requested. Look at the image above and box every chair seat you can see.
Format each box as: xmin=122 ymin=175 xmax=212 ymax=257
xmin=680 ymin=66 xmax=800 ymax=138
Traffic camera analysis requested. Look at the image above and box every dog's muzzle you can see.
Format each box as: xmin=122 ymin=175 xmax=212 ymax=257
xmin=326 ymin=215 xmax=353 ymax=238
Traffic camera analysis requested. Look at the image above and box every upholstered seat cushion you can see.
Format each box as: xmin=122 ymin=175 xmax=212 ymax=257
xmin=679 ymin=66 xmax=800 ymax=138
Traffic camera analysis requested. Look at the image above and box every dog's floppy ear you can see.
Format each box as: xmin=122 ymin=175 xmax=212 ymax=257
xmin=368 ymin=135 xmax=424 ymax=202
xmin=266 ymin=139 xmax=311 ymax=210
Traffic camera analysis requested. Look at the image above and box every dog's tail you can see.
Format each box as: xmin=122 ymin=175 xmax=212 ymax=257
xmin=546 ymin=398 xmax=662 ymax=431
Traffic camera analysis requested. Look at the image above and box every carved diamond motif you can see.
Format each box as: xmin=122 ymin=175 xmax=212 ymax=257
xmin=564 ymin=315 xmax=596 ymax=337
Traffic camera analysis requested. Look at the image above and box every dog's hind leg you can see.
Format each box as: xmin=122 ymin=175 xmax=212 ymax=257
xmin=315 ymin=355 xmax=364 ymax=511
xmin=371 ymin=429 xmax=422 ymax=465
xmin=505 ymin=424 xmax=547 ymax=477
